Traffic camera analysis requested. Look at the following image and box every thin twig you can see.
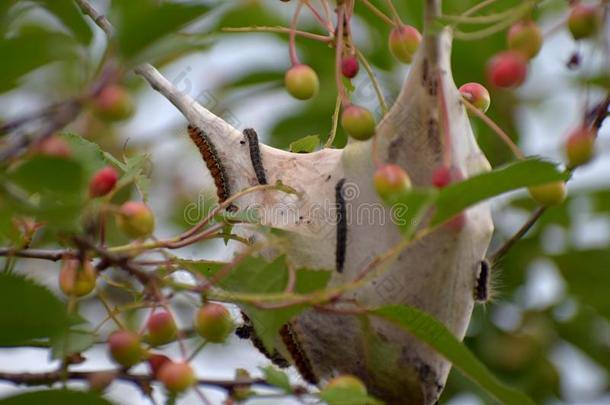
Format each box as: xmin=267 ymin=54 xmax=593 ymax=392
xmin=358 ymin=0 xmax=395 ymax=26
xmin=491 ymin=207 xmax=546 ymax=262
xmin=222 ymin=26 xmax=331 ymax=42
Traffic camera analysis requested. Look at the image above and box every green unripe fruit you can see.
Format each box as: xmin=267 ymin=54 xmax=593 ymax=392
xmin=459 ymin=82 xmax=491 ymax=113
xmin=108 ymin=330 xmax=143 ymax=367
xmin=158 ymin=361 xmax=196 ymax=393
xmin=324 ymin=375 xmax=367 ymax=394
xmin=284 ymin=64 xmax=319 ymax=100
xmin=388 ymin=25 xmax=421 ymax=64
xmin=507 ymin=20 xmax=543 ymax=60
xmin=374 ymin=164 xmax=411 ymax=202
xmin=59 ymin=258 xmax=97 ymax=297
xmin=146 ymin=311 xmax=178 ymax=346
xmin=568 ymin=5 xmax=601 ymax=40
xmin=528 ymin=181 xmax=567 ymax=206
xmin=194 ymin=303 xmax=234 ymax=343
xmin=91 ymin=85 xmax=134 ymax=122
xmin=565 ymin=127 xmax=596 ymax=168
xmin=116 ymin=201 xmax=155 ymax=239
xmin=341 ymin=105 xmax=376 ymax=141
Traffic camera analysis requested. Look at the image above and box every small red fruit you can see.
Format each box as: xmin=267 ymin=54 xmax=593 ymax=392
xmin=116 ymin=201 xmax=155 ymax=239
xmin=507 ymin=20 xmax=543 ymax=59
xmin=89 ymin=166 xmax=119 ymax=198
xmin=108 ymin=330 xmax=143 ymax=367
xmin=528 ymin=181 xmax=567 ymax=206
xmin=431 ymin=165 xmax=451 ymax=188
xmin=487 ymin=51 xmax=527 ymax=88
xmin=341 ymin=104 xmax=376 ymax=141
xmin=158 ymin=361 xmax=196 ymax=393
xmin=91 ymin=84 xmax=134 ymax=122
xmin=374 ymin=164 xmax=412 ymax=201
xmin=59 ymin=258 xmax=97 ymax=297
xmin=568 ymin=5 xmax=601 ymax=40
xmin=341 ymin=55 xmax=359 ymax=78
xmin=33 ymin=135 xmax=71 ymax=157
xmin=432 ymin=166 xmax=466 ymax=232
xmin=459 ymin=83 xmax=491 ymax=113
xmin=147 ymin=311 xmax=178 ymax=346
xmin=147 ymin=354 xmax=171 ymax=377
xmin=565 ymin=127 xmax=595 ymax=168
xmin=194 ymin=303 xmax=234 ymax=343
xmin=284 ymin=64 xmax=319 ymax=100
xmin=388 ymin=25 xmax=422 ymax=64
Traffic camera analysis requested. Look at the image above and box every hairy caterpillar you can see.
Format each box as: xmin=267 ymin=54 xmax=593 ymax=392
xmin=236 ymin=314 xmax=289 ymax=368
xmin=474 ymin=259 xmax=491 ymax=302
xmin=187 ymin=125 xmax=236 ymax=211
xmin=335 ymin=178 xmax=347 ymax=273
xmin=280 ymin=322 xmax=318 ymax=384
xmin=243 ymin=128 xmax=267 ymax=185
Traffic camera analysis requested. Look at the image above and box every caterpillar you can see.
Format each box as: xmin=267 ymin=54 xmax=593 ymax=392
xmin=243 ymin=128 xmax=267 ymax=185
xmin=279 ymin=322 xmax=318 ymax=384
xmin=335 ymin=178 xmax=347 ymax=273
xmin=187 ymin=125 xmax=236 ymax=211
xmin=474 ymin=259 xmax=491 ymax=302
xmin=236 ymin=313 xmax=289 ymax=368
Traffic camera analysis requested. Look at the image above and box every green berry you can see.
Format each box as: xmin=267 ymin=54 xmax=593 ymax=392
xmin=507 ymin=20 xmax=543 ymax=59
xmin=158 ymin=361 xmax=196 ymax=393
xmin=565 ymin=127 xmax=595 ymax=168
xmin=59 ymin=258 xmax=97 ymax=297
xmin=116 ymin=201 xmax=155 ymax=239
xmin=91 ymin=84 xmax=134 ymax=122
xmin=284 ymin=64 xmax=319 ymax=100
xmin=459 ymin=83 xmax=491 ymax=113
xmin=568 ymin=5 xmax=601 ymax=40
xmin=146 ymin=311 xmax=178 ymax=346
xmin=374 ymin=164 xmax=411 ymax=201
xmin=341 ymin=105 xmax=376 ymax=141
xmin=528 ymin=181 xmax=567 ymax=206
xmin=108 ymin=330 xmax=143 ymax=367
xmin=388 ymin=25 xmax=422 ymax=64
xmin=194 ymin=303 xmax=234 ymax=343
xmin=324 ymin=375 xmax=367 ymax=394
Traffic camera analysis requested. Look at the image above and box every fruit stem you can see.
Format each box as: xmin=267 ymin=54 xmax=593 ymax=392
xmin=384 ymin=0 xmax=404 ymax=26
xmin=325 ymin=95 xmax=342 ymax=148
xmin=303 ymin=0 xmax=334 ymax=33
xmin=452 ymin=1 xmax=537 ymax=41
xmin=491 ymin=206 xmax=546 ymax=262
xmin=222 ymin=26 xmax=332 ymax=43
xmin=334 ymin=6 xmax=350 ymax=106
xmin=462 ymin=97 xmax=525 ymax=160
xmin=358 ymin=0 xmax=395 ymax=26
xmin=289 ymin=1 xmax=305 ymax=66
xmin=355 ymin=49 xmax=388 ymax=114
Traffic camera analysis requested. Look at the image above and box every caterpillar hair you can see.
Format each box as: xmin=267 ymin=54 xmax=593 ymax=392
xmin=187 ymin=125 xmax=236 ymax=211
xmin=474 ymin=259 xmax=491 ymax=303
xmin=243 ymin=128 xmax=267 ymax=185
xmin=335 ymin=178 xmax=347 ymax=273
xmin=280 ymin=323 xmax=318 ymax=384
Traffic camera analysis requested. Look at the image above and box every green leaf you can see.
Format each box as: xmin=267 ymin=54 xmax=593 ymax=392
xmin=0 ymin=274 xmax=70 ymax=346
xmin=112 ymin=0 xmax=210 ymax=60
xmin=260 ymin=366 xmax=291 ymax=393
xmin=35 ymin=0 xmax=93 ymax=45
xmin=0 ymin=390 xmax=116 ymax=405
xmin=431 ymin=159 xmax=568 ymax=226
xmin=371 ymin=305 xmax=535 ymax=405
xmin=289 ymin=135 xmax=320 ymax=153
xmin=0 ymin=28 xmax=77 ymax=92
xmin=49 ymin=321 xmax=96 ymax=359
xmin=9 ymin=156 xmax=84 ymax=197
xmin=122 ymin=154 xmax=152 ymax=200
xmin=385 ymin=189 xmax=437 ymax=238
xmin=61 ymin=133 xmax=111 ymax=177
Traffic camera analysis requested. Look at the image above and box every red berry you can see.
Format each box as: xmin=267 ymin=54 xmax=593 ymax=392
xmin=147 ymin=311 xmax=178 ymax=346
xmin=89 ymin=166 xmax=119 ymax=198
xmin=59 ymin=258 xmax=97 ymax=297
xmin=432 ymin=166 xmax=466 ymax=232
xmin=194 ymin=303 xmax=234 ymax=343
xmin=388 ymin=25 xmax=422 ymax=64
xmin=568 ymin=5 xmax=601 ymax=40
xmin=158 ymin=361 xmax=196 ymax=393
xmin=33 ymin=135 xmax=71 ymax=157
xmin=91 ymin=84 xmax=134 ymax=122
xmin=341 ymin=105 xmax=376 ymax=141
xmin=459 ymin=83 xmax=491 ymax=113
xmin=284 ymin=64 xmax=319 ymax=100
xmin=565 ymin=127 xmax=595 ymax=168
xmin=528 ymin=181 xmax=567 ymax=206
xmin=108 ymin=330 xmax=143 ymax=367
xmin=507 ymin=20 xmax=543 ymax=59
xmin=341 ymin=55 xmax=359 ymax=78
xmin=487 ymin=51 xmax=527 ymax=88
xmin=324 ymin=375 xmax=367 ymax=394
xmin=374 ymin=164 xmax=411 ymax=201
xmin=116 ymin=201 xmax=155 ymax=239
xmin=147 ymin=353 xmax=171 ymax=377
xmin=431 ymin=166 xmax=452 ymax=188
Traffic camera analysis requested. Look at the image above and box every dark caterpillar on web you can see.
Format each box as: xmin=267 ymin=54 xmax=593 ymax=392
xmin=335 ymin=178 xmax=347 ymax=273
xmin=243 ymin=128 xmax=267 ymax=185
xmin=187 ymin=125 xmax=236 ymax=211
